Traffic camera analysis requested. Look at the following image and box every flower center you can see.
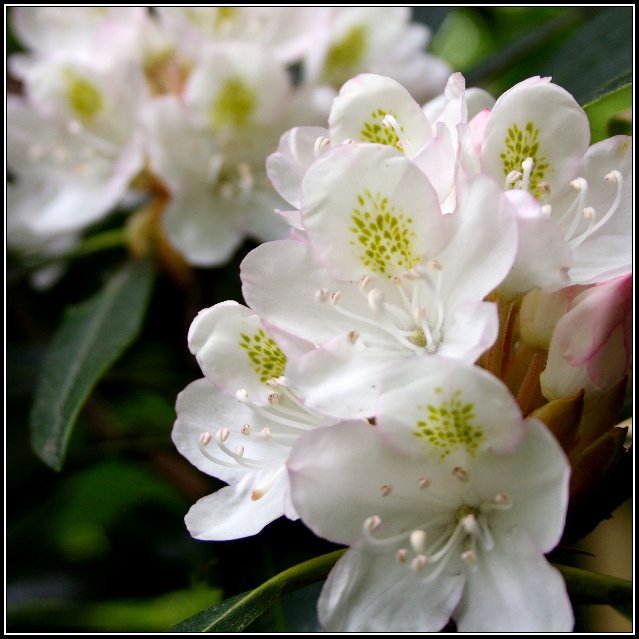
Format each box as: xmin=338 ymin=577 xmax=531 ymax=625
xmin=315 ymin=261 xmax=446 ymax=355
xmin=210 ymin=77 xmax=257 ymax=130
xmin=362 ymin=470 xmax=513 ymax=578
xmin=500 ymin=121 xmax=550 ymax=199
xmin=65 ymin=71 xmax=104 ymax=121
xmin=322 ymin=24 xmax=369 ymax=85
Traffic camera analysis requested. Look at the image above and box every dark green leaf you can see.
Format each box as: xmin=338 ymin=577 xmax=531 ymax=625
xmin=556 ymin=564 xmax=633 ymax=621
xmin=541 ymin=8 xmax=633 ymax=105
xmin=30 ymin=259 xmax=155 ymax=471
xmin=169 ymin=549 xmax=345 ymax=632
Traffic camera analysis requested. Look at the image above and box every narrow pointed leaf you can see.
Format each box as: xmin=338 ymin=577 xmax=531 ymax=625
xmin=169 ymin=549 xmax=345 ymax=632
xmin=30 ymin=259 xmax=155 ymax=471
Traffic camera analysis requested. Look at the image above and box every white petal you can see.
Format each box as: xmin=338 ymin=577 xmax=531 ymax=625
xmin=318 ymin=540 xmax=464 ymax=632
xmin=378 ymin=357 xmax=524 ymax=461
xmin=241 ymin=238 xmax=357 ymax=344
xmin=434 ymin=175 xmax=518 ymax=308
xmin=288 ymin=422 xmax=448 ymax=545
xmin=188 ymin=302 xmax=286 ymax=403
xmin=454 ymin=528 xmax=573 ymax=631
xmin=482 ymin=77 xmax=590 ymax=201
xmin=286 ymin=333 xmax=397 ymax=419
xmin=185 ymin=473 xmax=290 ymax=541
xmin=470 ymin=418 xmax=570 ymax=551
xmin=266 ymin=126 xmax=329 ymax=209
xmin=162 ymin=189 xmax=243 ymax=267
xmin=328 ymin=73 xmax=431 ymax=156
xmin=300 ymin=143 xmax=445 ymax=280
xmin=499 ymin=189 xmax=572 ymax=296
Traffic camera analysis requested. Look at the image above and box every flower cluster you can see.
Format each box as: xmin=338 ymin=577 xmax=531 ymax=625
xmin=7 ymin=7 xmax=449 ymax=272
xmin=172 ymin=72 xmax=632 ymax=631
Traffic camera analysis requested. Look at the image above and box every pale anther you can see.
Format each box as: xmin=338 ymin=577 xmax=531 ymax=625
xmin=241 ymin=424 xmax=252 ymax=436
xmin=380 ymin=484 xmax=392 ymax=497
xmin=411 ymin=554 xmax=428 ymax=571
xmin=330 ymin=291 xmax=342 ymax=305
xmin=268 ymin=392 xmax=281 ymax=405
xmin=410 ymin=529 xmax=427 ymax=555
xmin=605 ymin=170 xmax=622 ymax=184
xmin=236 ymin=388 xmax=249 ymax=401
xmin=347 ymin=330 xmax=360 ymax=344
xmin=360 ymin=275 xmax=372 ymax=290
xmin=419 ymin=477 xmax=431 ymax=490
xmin=494 ymin=493 xmax=509 ymax=504
xmin=452 ymin=466 xmax=469 ymax=481
xmin=583 ymin=206 xmax=595 ymax=219
xmin=316 ymin=288 xmax=330 ymax=303
xmin=200 ymin=432 xmax=213 ymax=446
xmin=541 ymin=204 xmax=552 ymax=216
xmin=461 ymin=514 xmax=479 ymax=535
xmin=462 ymin=550 xmax=477 ymax=565
xmin=260 ymin=427 xmax=273 ymax=440
xmin=365 ymin=515 xmax=382 ymax=531
xmin=219 ymin=428 xmax=230 ymax=442
xmin=396 ymin=548 xmax=408 ymax=563
xmin=235 ymin=445 xmax=245 ymax=457
xmin=427 ymin=259 xmax=442 ymax=271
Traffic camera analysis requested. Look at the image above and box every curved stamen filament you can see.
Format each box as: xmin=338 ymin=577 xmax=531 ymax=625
xmin=382 ymin=114 xmax=409 ymax=152
xmin=569 ymin=171 xmax=623 ymax=248
xmin=557 ymin=177 xmax=589 ymax=239
xmin=251 ymin=464 xmax=287 ymax=501
xmin=520 ymin=157 xmax=534 ymax=192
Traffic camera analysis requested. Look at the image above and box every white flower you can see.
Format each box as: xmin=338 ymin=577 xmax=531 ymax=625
xmin=303 ymin=7 xmax=449 ymax=100
xmin=243 ymin=143 xmax=518 ymax=418
xmin=287 ymin=357 xmax=573 ymax=632
xmin=7 ymin=54 xmax=147 ymax=242
xmin=481 ymin=76 xmax=632 ymax=286
xmin=172 ymin=301 xmax=347 ymax=540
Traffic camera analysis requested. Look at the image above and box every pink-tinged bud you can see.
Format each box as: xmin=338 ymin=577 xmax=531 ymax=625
xmin=540 ymin=274 xmax=632 ymax=400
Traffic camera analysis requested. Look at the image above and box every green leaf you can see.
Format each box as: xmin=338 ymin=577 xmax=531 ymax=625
xmin=556 ymin=564 xmax=633 ymax=620
xmin=169 ymin=549 xmax=346 ymax=632
xmin=29 ymin=259 xmax=155 ymax=471
xmin=540 ymin=8 xmax=632 ymax=105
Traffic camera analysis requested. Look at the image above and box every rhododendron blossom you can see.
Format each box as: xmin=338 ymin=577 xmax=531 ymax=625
xmin=287 ymin=358 xmax=573 ymax=631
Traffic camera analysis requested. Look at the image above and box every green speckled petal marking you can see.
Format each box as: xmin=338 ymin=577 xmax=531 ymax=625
xmin=360 ymin=108 xmax=403 ymax=151
xmin=210 ymin=77 xmax=257 ymax=130
xmin=239 ymin=329 xmax=286 ymax=383
xmin=349 ymin=190 xmax=418 ymax=277
xmin=500 ymin=121 xmax=550 ymax=198
xmin=65 ymin=71 xmax=104 ymax=120
xmin=322 ymin=25 xmax=368 ymax=85
xmin=413 ymin=389 xmax=485 ymax=459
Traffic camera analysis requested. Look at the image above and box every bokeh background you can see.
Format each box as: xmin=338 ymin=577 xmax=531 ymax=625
xmin=6 ymin=6 xmax=632 ymax=632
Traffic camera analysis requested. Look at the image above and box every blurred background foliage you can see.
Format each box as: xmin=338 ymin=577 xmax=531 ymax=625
xmin=6 ymin=6 xmax=632 ymax=632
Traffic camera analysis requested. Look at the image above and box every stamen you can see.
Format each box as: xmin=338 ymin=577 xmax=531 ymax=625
xmin=347 ymin=329 xmax=360 ymax=344
xmin=452 ymin=466 xmax=469 ymax=481
xmin=316 ymin=288 xmax=330 ymax=302
xmin=365 ymin=515 xmax=382 ymax=532
xmin=200 ymin=432 xmax=212 ymax=446
xmin=236 ymin=388 xmax=249 ymax=402
xmin=396 ymin=548 xmax=408 ymax=563
xmin=330 ymin=291 xmax=342 ymax=305
xmin=260 ymin=427 xmax=272 ymax=439
xmin=505 ymin=170 xmax=522 ymax=189
xmin=251 ymin=465 xmax=287 ymax=501
xmin=461 ymin=550 xmax=476 ymax=565
xmin=411 ymin=554 xmax=428 ymax=571
xmin=461 ymin=514 xmax=479 ymax=535
xmin=313 ymin=136 xmax=330 ymax=156
xmin=419 ymin=477 xmax=432 ymax=490
xmin=218 ymin=428 xmax=230 ymax=442
xmin=569 ymin=171 xmax=624 ymax=249
xmin=241 ymin=424 xmax=252 ymax=436
xmin=380 ymin=484 xmax=393 ymax=497
xmin=410 ymin=529 xmax=427 ymax=555
xmin=520 ymin=157 xmax=534 ymax=192
xmin=268 ymin=392 xmax=281 ymax=405
xmin=235 ymin=445 xmax=245 ymax=456
xmin=360 ymin=275 xmax=372 ymax=290
xmin=541 ymin=204 xmax=552 ymax=216
xmin=382 ymin=114 xmax=408 ymax=151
